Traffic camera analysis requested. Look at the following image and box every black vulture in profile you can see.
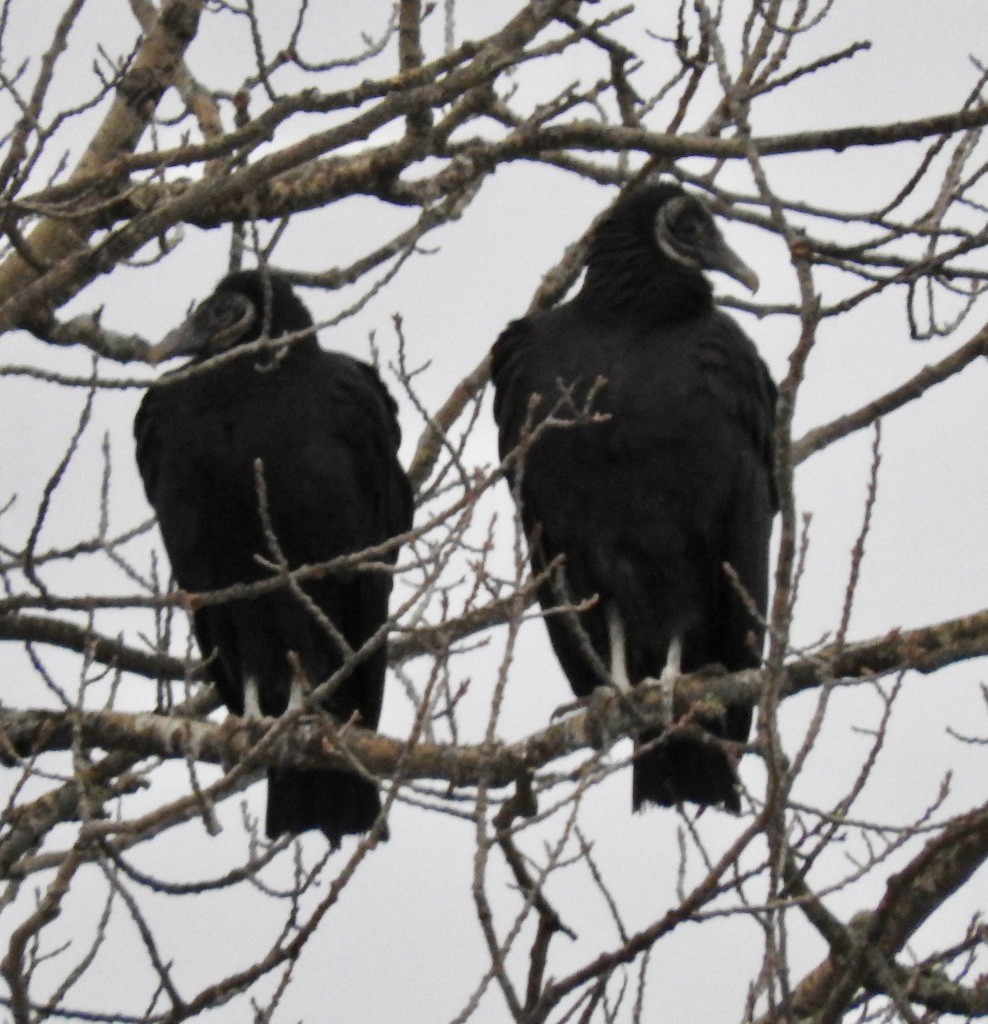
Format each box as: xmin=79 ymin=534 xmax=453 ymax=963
xmin=135 ymin=270 xmax=412 ymax=844
xmin=491 ymin=182 xmax=776 ymax=812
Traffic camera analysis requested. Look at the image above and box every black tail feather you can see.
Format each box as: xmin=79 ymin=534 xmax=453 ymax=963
xmin=632 ymin=729 xmax=741 ymax=813
xmin=265 ymin=768 xmax=385 ymax=846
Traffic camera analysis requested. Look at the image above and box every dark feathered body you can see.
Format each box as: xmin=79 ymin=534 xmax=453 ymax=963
xmin=135 ymin=272 xmax=412 ymax=843
xmin=491 ymin=184 xmax=776 ymax=811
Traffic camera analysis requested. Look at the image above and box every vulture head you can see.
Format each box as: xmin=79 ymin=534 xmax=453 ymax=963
xmin=147 ymin=270 xmax=315 ymax=364
xmin=583 ymin=181 xmax=760 ymax=315
xmin=652 ymin=188 xmax=760 ymax=294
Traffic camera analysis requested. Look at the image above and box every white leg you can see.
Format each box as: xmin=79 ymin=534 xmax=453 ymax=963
xmin=659 ymin=634 xmax=682 ymax=682
xmin=658 ymin=634 xmax=682 ymax=723
xmin=243 ymin=677 xmax=262 ymax=719
xmin=606 ymin=604 xmax=632 ymax=692
xmin=286 ymin=675 xmax=307 ymax=712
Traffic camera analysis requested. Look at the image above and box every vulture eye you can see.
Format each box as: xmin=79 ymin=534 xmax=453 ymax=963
xmin=652 ymin=192 xmax=758 ymax=290
xmin=195 ymin=292 xmax=255 ymax=351
xmin=672 ymin=212 xmax=703 ymax=242
xmin=197 ymin=293 xmax=250 ymax=330
xmin=665 ymin=198 xmax=714 ymax=249
xmin=655 ymin=196 xmax=713 ymax=267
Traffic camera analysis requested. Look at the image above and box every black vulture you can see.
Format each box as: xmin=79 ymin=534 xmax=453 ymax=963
xmin=491 ymin=182 xmax=776 ymax=812
xmin=135 ymin=270 xmax=413 ymax=844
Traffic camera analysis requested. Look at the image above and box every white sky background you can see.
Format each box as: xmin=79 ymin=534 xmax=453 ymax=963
xmin=1 ymin=2 xmax=986 ymax=1022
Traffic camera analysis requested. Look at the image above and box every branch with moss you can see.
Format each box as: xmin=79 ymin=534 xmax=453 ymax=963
xmin=0 ymin=0 xmax=205 ymax=308
xmin=2 ymin=607 xmax=985 ymax=798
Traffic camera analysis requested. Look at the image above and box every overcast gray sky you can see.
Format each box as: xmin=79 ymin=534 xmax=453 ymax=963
xmin=1 ymin=2 xmax=986 ymax=1021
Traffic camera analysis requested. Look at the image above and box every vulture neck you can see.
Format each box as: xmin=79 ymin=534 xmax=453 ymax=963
xmin=578 ymin=231 xmax=713 ymax=326
xmin=221 ymin=329 xmax=319 ymax=368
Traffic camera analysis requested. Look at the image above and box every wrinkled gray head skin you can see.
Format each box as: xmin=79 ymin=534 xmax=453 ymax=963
xmin=146 ymin=271 xmax=315 ymax=365
xmin=146 ymin=289 xmax=256 ymax=365
xmin=653 ymin=191 xmax=760 ymax=293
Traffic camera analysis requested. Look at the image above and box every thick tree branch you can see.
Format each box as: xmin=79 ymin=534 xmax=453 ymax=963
xmin=0 ymin=0 xmax=570 ymax=337
xmin=0 ymin=5 xmax=984 ymax=1019
xmin=0 ymin=613 xmax=191 ymax=680
xmin=4 ymin=596 xmax=985 ymax=695
xmin=3 ymin=58 xmax=985 ymax=342
xmin=776 ymin=803 xmax=988 ymax=1023
xmin=1 ymin=607 xmax=985 ymax=790
xmin=0 ymin=0 xmax=204 ymax=309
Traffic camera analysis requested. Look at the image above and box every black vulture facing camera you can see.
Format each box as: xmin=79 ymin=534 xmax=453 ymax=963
xmin=491 ymin=182 xmax=777 ymax=812
xmin=135 ymin=270 xmax=412 ymax=844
